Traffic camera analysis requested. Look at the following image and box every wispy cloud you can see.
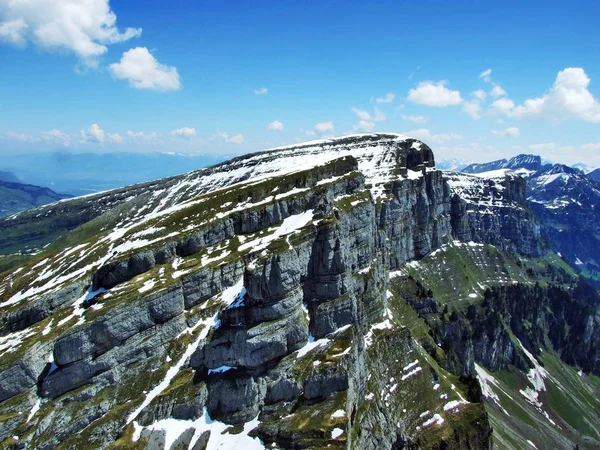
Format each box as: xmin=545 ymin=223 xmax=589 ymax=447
xmin=375 ymin=93 xmax=395 ymax=103
xmin=491 ymin=127 xmax=519 ymax=138
xmin=215 ymin=132 xmax=245 ymax=144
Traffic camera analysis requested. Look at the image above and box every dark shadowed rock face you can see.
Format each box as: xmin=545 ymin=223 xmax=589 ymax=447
xmin=3 ymin=133 xmax=593 ymax=450
xmin=527 ymin=164 xmax=600 ymax=287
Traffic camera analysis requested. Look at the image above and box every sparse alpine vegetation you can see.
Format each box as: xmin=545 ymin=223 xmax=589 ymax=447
xmin=0 ymin=134 xmax=599 ymax=450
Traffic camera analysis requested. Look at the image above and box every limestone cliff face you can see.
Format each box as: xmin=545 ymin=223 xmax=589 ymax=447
xmin=0 ymin=134 xmax=547 ymax=449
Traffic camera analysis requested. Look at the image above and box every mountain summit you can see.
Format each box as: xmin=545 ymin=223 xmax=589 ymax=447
xmin=0 ymin=134 xmax=598 ymax=449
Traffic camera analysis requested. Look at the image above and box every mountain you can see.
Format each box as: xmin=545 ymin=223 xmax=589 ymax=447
xmin=0 ymin=171 xmax=20 ymax=183
xmin=463 ymin=156 xmax=600 ymax=288
xmin=528 ymin=164 xmax=600 ymax=285
xmin=589 ymin=168 xmax=600 ymax=182
xmin=0 ymin=152 xmax=226 ymax=196
xmin=0 ymin=134 xmax=599 ymax=449
xmin=435 ymin=158 xmax=470 ymax=171
xmin=0 ymin=180 xmax=71 ymax=219
xmin=461 ymin=154 xmax=542 ymax=176
xmin=572 ymin=163 xmax=597 ymax=174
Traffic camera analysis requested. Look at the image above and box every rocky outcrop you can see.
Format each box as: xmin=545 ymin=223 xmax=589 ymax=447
xmin=0 ymin=134 xmax=546 ymax=449
xmin=445 ymin=170 xmax=543 ymax=256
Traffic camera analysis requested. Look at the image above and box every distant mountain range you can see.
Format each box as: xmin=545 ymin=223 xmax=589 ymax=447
xmin=0 ymin=180 xmax=71 ymax=219
xmin=461 ymin=154 xmax=542 ymax=175
xmin=0 ymin=152 xmax=227 ymax=196
xmin=0 ymin=171 xmax=21 ymax=183
xmin=1 ymin=134 xmax=599 ymax=449
xmin=460 ymin=154 xmax=600 ymax=287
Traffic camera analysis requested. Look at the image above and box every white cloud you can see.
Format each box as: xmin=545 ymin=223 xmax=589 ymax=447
xmin=462 ymin=100 xmax=482 ymax=119
xmin=81 ymin=123 xmax=123 ymax=144
xmin=490 ymin=97 xmax=515 ymax=115
xmin=1 ymin=131 xmax=39 ymax=143
xmin=127 ymin=130 xmax=160 ymax=142
xmin=490 ymin=85 xmax=506 ymax=98
xmin=351 ymin=107 xmax=386 ymax=123
xmin=267 ymin=120 xmax=284 ymax=131
xmin=509 ymin=68 xmax=600 ymax=123
xmin=491 ymin=127 xmax=520 ymax=138
xmin=404 ymin=128 xmax=463 ymax=145
xmin=402 ymin=115 xmax=429 ymax=124
xmin=300 ymin=128 xmax=316 ymax=136
xmin=480 ymin=69 xmax=492 ymax=83
xmin=472 ymin=89 xmax=487 ymax=101
xmin=581 ymin=143 xmax=600 ymax=151
xmin=254 ymin=87 xmax=268 ymax=95
xmin=41 ymin=128 xmax=71 ymax=146
xmin=528 ymin=142 xmax=557 ymax=152
xmin=314 ymin=121 xmax=334 ymax=134
xmin=351 ymin=107 xmax=385 ymax=131
xmin=216 ymin=132 xmax=245 ymax=144
xmin=171 ymin=127 xmax=196 ymax=138
xmin=352 ymin=108 xmax=372 ymax=121
xmin=353 ymin=120 xmax=375 ymax=132
xmin=375 ymin=93 xmax=395 ymax=103
xmin=407 ymin=81 xmax=463 ymax=107
xmin=109 ymin=47 xmax=181 ymax=91
xmin=0 ymin=0 xmax=141 ymax=68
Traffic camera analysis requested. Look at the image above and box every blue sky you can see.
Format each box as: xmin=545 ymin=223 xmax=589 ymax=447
xmin=1 ymin=0 xmax=600 ymax=166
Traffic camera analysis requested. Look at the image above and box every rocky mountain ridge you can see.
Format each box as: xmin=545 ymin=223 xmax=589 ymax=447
xmin=0 ymin=134 xmax=597 ymax=449
xmin=0 ymin=180 xmax=70 ymax=220
xmin=461 ymin=154 xmax=542 ymax=176
xmin=461 ymin=156 xmax=600 ymax=288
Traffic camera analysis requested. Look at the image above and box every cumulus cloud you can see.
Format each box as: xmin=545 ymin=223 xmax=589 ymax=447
xmin=407 ymin=81 xmax=463 ymax=107
xmin=462 ymin=100 xmax=483 ymax=119
xmin=267 ymin=120 xmax=284 ymax=131
xmin=490 ymin=85 xmax=506 ymax=98
xmin=1 ymin=131 xmax=39 ymax=143
xmin=110 ymin=47 xmax=181 ymax=91
xmin=171 ymin=127 xmax=196 ymax=138
xmin=404 ymin=128 xmax=463 ymax=145
xmin=472 ymin=89 xmax=487 ymax=101
xmin=490 ymin=97 xmax=515 ymax=115
xmin=509 ymin=68 xmax=600 ymax=123
xmin=375 ymin=93 xmax=395 ymax=103
xmin=402 ymin=115 xmax=429 ymax=124
xmin=127 ymin=130 xmax=160 ymax=142
xmin=480 ymin=69 xmax=492 ymax=83
xmin=0 ymin=0 xmax=141 ymax=68
xmin=216 ymin=132 xmax=245 ymax=144
xmin=491 ymin=127 xmax=520 ymax=138
xmin=254 ymin=87 xmax=268 ymax=95
xmin=81 ymin=124 xmax=123 ymax=144
xmin=41 ymin=128 xmax=71 ymax=146
xmin=314 ymin=121 xmax=334 ymax=134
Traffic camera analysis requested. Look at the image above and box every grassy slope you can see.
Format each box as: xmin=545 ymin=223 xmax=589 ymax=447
xmin=399 ymin=242 xmax=600 ymax=449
